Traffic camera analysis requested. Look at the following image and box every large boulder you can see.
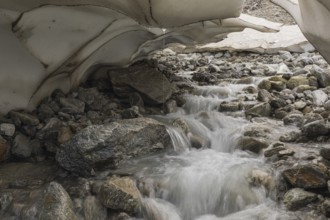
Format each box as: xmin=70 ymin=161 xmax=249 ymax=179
xmin=283 ymin=188 xmax=317 ymax=211
xmin=56 ymin=118 xmax=173 ymax=175
xmin=108 ymin=63 xmax=173 ymax=105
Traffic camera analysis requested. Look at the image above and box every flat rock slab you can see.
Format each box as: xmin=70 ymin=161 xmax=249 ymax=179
xmin=56 ymin=118 xmax=173 ymax=176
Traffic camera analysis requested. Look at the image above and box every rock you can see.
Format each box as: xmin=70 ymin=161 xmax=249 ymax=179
xmin=321 ymin=199 xmax=330 ymax=217
xmin=248 ymin=169 xmax=275 ymax=190
xmin=120 ymin=106 xmax=141 ymax=119
xmin=242 ymin=86 xmax=258 ymax=94
xmin=283 ymin=188 xmax=317 ymax=211
xmin=0 ymin=136 xmax=10 ymax=162
xmin=270 ymin=98 xmax=287 ymax=109
xmin=286 ymin=76 xmax=309 ymax=90
xmin=0 ymin=123 xmax=15 ymax=137
xmin=278 ymin=149 xmax=295 ymax=157
xmin=164 ymin=99 xmax=177 ymax=114
xmin=77 ymin=87 xmax=99 ymax=105
xmin=324 ymin=100 xmax=330 ymax=111
xmin=320 ymin=147 xmax=330 ymax=161
xmin=99 ymin=177 xmax=141 ymax=214
xmin=257 ymin=89 xmax=272 ymax=102
xmin=59 ymin=98 xmax=85 ymax=114
xmin=38 ymin=103 xmax=55 ymax=120
xmin=294 ymin=101 xmax=307 ymax=110
xmin=0 ymin=192 xmax=13 ymax=211
xmin=12 ymin=133 xmax=32 ymax=158
xmin=304 ymin=113 xmax=323 ymax=124
xmin=192 ymin=72 xmax=216 ymax=84
xmin=10 ymin=111 xmax=39 ymax=126
xmin=219 ymin=102 xmax=240 ymax=112
xmin=129 ymin=92 xmax=145 ymax=109
xmin=237 ymin=137 xmax=269 ymax=153
xmin=109 ymin=63 xmax=173 ymax=105
xmin=56 ymin=118 xmax=173 ymax=175
xmin=283 ymin=114 xmax=304 ymax=127
xmin=282 ymin=165 xmax=328 ymax=189
xmin=312 ymin=64 xmax=330 ymax=88
xmin=264 ymin=143 xmax=286 ymax=157
xmin=258 ymin=79 xmax=271 ymax=90
xmin=312 ymin=90 xmax=328 ymax=106
xmin=294 ymin=85 xmax=317 ymax=93
xmin=83 ymin=196 xmax=107 ymax=220
xmin=279 ymin=131 xmax=300 ymax=142
xmin=271 ymin=81 xmax=286 ymax=91
xmin=243 ymin=125 xmax=270 ymax=138
xmin=208 ymin=64 xmax=220 ymax=73
xmin=245 ymin=103 xmax=272 ymax=118
xmin=57 ymin=127 xmax=73 ymax=144
xmin=302 ymin=120 xmax=329 ymax=137
xmin=172 ymin=118 xmax=189 ymax=134
xmin=39 ymin=182 xmax=77 ymax=220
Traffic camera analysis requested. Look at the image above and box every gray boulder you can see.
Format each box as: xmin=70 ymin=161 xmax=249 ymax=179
xmin=283 ymin=188 xmax=317 ymax=211
xmin=109 ymin=64 xmax=172 ymax=105
xmin=312 ymin=64 xmax=330 ymax=88
xmin=56 ymin=118 xmax=173 ymax=175
xmin=245 ymin=103 xmax=272 ymax=118
xmin=302 ymin=120 xmax=329 ymax=138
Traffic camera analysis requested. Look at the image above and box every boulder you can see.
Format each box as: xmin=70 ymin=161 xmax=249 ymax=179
xmin=108 ymin=64 xmax=172 ymax=105
xmin=245 ymin=103 xmax=272 ymax=118
xmin=302 ymin=120 xmax=329 ymax=138
xmin=312 ymin=90 xmax=328 ymax=106
xmin=283 ymin=188 xmax=317 ymax=211
xmin=286 ymin=76 xmax=309 ymax=90
xmin=321 ymin=199 xmax=330 ymax=217
xmin=38 ymin=182 xmax=77 ymax=220
xmin=258 ymin=79 xmax=272 ymax=91
xmin=257 ymin=89 xmax=272 ymax=102
xmin=283 ymin=114 xmax=304 ymax=127
xmin=312 ymin=64 xmax=330 ymax=88
xmin=282 ymin=165 xmax=328 ymax=189
xmin=99 ymin=177 xmax=141 ymax=214
xmin=56 ymin=118 xmax=173 ymax=175
xmin=320 ymin=147 xmax=330 ymax=161
xmin=237 ymin=137 xmax=269 ymax=153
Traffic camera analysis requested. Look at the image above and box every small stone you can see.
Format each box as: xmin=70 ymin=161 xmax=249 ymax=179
xmin=286 ymin=76 xmax=309 ymax=90
xmin=10 ymin=111 xmax=39 ymax=126
xmin=320 ymin=147 xmax=330 ymax=161
xmin=0 ymin=123 xmax=15 ymax=137
xmin=121 ymin=106 xmax=141 ymax=119
xmin=264 ymin=146 xmax=286 ymax=157
xmin=60 ymin=98 xmax=85 ymax=114
xmin=311 ymin=64 xmax=330 ymax=88
xmin=283 ymin=188 xmax=317 ymax=211
xmin=237 ymin=137 xmax=269 ymax=153
xmin=57 ymin=127 xmax=73 ymax=144
xmin=99 ymin=177 xmax=141 ymax=214
xmin=278 ymin=149 xmax=295 ymax=157
xmin=283 ymin=165 xmax=328 ymax=189
xmin=257 ymin=89 xmax=272 ymax=102
xmin=165 ymin=99 xmax=177 ymax=114
xmin=12 ymin=133 xmax=32 ymax=158
xmin=294 ymin=101 xmax=307 ymax=110
xmin=283 ymin=114 xmax=304 ymax=127
xmin=279 ymin=131 xmax=300 ymax=142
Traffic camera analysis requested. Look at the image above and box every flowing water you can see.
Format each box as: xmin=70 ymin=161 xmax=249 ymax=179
xmin=120 ymin=81 xmax=292 ymax=220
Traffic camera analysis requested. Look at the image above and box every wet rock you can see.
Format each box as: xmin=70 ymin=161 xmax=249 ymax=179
xmin=0 ymin=123 xmax=15 ymax=137
xmin=0 ymin=136 xmax=10 ymax=162
xmin=109 ymin=64 xmax=173 ymax=105
xmin=286 ymin=76 xmax=309 ymax=90
xmin=56 ymin=118 xmax=173 ymax=175
xmin=257 ymin=89 xmax=272 ymax=102
xmin=99 ymin=177 xmax=141 ymax=214
xmin=245 ymin=103 xmax=272 ymax=118
xmin=283 ymin=114 xmax=304 ymax=127
xmin=278 ymin=149 xmax=295 ymax=157
xmin=39 ymin=182 xmax=77 ymax=220
xmin=312 ymin=90 xmax=328 ymax=106
xmin=10 ymin=111 xmax=39 ymax=126
xmin=320 ymin=147 xmax=330 ymax=161
xmin=283 ymin=165 xmax=328 ymax=189
xmin=302 ymin=120 xmax=329 ymax=138
xmin=237 ymin=137 xmax=269 ymax=153
xmin=59 ymin=98 xmax=85 ymax=114
xmin=121 ymin=106 xmax=141 ymax=119
xmin=219 ymin=102 xmax=240 ymax=112
xmin=279 ymin=131 xmax=300 ymax=142
xmin=12 ymin=133 xmax=32 ymax=158
xmin=264 ymin=143 xmax=286 ymax=157
xmin=258 ymin=79 xmax=272 ymax=90
xmin=57 ymin=127 xmax=73 ymax=144
xmin=271 ymin=81 xmax=286 ymax=91
xmin=129 ymin=92 xmax=145 ymax=109
xmin=243 ymin=125 xmax=270 ymax=138
xmin=164 ymin=99 xmax=177 ymax=114
xmin=312 ymin=64 xmax=330 ymax=88
xmin=270 ymin=98 xmax=287 ymax=109
xmin=172 ymin=118 xmax=189 ymax=134
xmin=283 ymin=188 xmax=317 ymax=211
xmin=320 ymin=199 xmax=330 ymax=217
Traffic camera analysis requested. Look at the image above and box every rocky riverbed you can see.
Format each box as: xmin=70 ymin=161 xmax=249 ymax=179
xmin=1 ymin=45 xmax=330 ymax=219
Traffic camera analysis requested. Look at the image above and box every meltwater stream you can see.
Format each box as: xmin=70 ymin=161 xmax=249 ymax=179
xmin=120 ymin=82 xmax=290 ymax=220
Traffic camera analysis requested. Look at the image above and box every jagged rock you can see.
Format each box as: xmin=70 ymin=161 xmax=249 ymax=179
xmin=302 ymin=120 xmax=329 ymax=138
xmin=109 ymin=64 xmax=173 ymax=105
xmin=312 ymin=65 xmax=330 ymax=88
xmin=56 ymin=118 xmax=173 ymax=175
xmin=99 ymin=177 xmax=141 ymax=214
xmin=38 ymin=182 xmax=77 ymax=220
xmin=312 ymin=90 xmax=328 ymax=106
xmin=283 ymin=165 xmax=328 ymax=189
xmin=237 ymin=137 xmax=269 ymax=153
xmin=12 ymin=133 xmax=32 ymax=158
xmin=283 ymin=188 xmax=317 ymax=211
xmin=10 ymin=112 xmax=39 ymax=126
xmin=59 ymin=98 xmax=85 ymax=114
xmin=0 ymin=136 xmax=10 ymax=162
xmin=286 ymin=76 xmax=309 ymax=90
xmin=245 ymin=103 xmax=272 ymax=117
xmin=283 ymin=114 xmax=304 ymax=127
xmin=0 ymin=123 xmax=15 ymax=137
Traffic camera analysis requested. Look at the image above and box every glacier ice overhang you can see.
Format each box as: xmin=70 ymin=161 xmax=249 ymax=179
xmin=0 ymin=0 xmax=329 ymax=113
